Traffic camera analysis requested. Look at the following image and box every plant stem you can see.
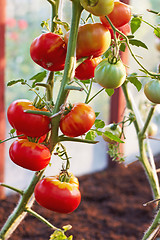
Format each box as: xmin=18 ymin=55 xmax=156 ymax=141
xmin=142 ymin=209 xmax=160 ymax=239
xmin=122 ymin=82 xmax=160 ymax=199
xmin=0 ymin=184 xmax=24 ymax=196
xmin=49 ymin=0 xmax=83 ymax=151
xmin=25 ymin=208 xmax=58 ymax=230
xmin=0 ymin=171 xmax=44 ymax=240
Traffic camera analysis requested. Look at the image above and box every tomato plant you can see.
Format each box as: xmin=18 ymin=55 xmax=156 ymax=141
xmin=9 ymin=139 xmax=51 ymax=171
xmin=102 ymin=123 xmax=122 ymax=144
xmin=80 ymin=0 xmax=114 ymax=16
xmin=75 ymin=56 xmax=102 ymax=80
xmin=144 ymin=80 xmax=160 ymax=104
xmin=64 ymin=23 xmax=111 ymax=59
xmin=30 ymin=32 xmax=67 ymax=71
xmin=60 ymin=103 xmax=96 ymax=137
xmin=34 ymin=173 xmax=81 ymax=213
xmin=7 ymin=99 xmax=51 ymax=138
xmin=100 ymin=1 xmax=131 ymax=28
xmin=94 ymin=58 xmax=126 ymax=89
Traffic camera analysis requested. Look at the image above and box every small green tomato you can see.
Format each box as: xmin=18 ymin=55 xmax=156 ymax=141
xmin=147 ymin=122 xmax=158 ymax=137
xmin=102 ymin=123 xmax=122 ymax=144
xmin=144 ymin=80 xmax=160 ymax=104
xmin=94 ymin=58 xmax=126 ymax=89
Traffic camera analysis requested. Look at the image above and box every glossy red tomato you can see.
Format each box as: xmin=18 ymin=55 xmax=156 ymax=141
xmin=64 ymin=23 xmax=111 ymax=59
xmin=34 ymin=174 xmax=81 ymax=213
xmin=30 ymin=32 xmax=67 ymax=71
xmin=16 ymin=130 xmax=46 ymax=143
xmin=100 ymin=1 xmax=131 ymax=28
xmin=9 ymin=139 xmax=51 ymax=171
xmin=75 ymin=56 xmax=102 ymax=80
xmin=7 ymin=99 xmax=51 ymax=138
xmin=109 ymin=23 xmax=131 ymax=39
xmin=60 ymin=103 xmax=96 ymax=137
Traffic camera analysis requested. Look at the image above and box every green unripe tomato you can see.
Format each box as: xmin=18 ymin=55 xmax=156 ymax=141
xmin=144 ymin=80 xmax=160 ymax=104
xmin=102 ymin=123 xmax=122 ymax=144
xmin=80 ymin=0 xmax=114 ymax=16
xmin=147 ymin=122 xmax=158 ymax=137
xmin=94 ymin=59 xmax=126 ymax=89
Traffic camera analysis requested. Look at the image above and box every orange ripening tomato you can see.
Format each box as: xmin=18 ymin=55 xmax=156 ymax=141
xmin=64 ymin=23 xmax=111 ymax=59
xmin=9 ymin=139 xmax=51 ymax=171
xmin=34 ymin=174 xmax=81 ymax=213
xmin=60 ymin=103 xmax=96 ymax=137
xmin=30 ymin=32 xmax=67 ymax=71
xmin=100 ymin=1 xmax=131 ymax=28
xmin=75 ymin=56 xmax=103 ymax=80
xmin=7 ymin=99 xmax=51 ymax=138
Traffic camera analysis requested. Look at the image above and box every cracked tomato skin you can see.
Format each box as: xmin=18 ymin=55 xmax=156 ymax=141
xmin=34 ymin=174 xmax=81 ymax=213
xmin=30 ymin=32 xmax=67 ymax=71
xmin=60 ymin=103 xmax=96 ymax=137
xmin=9 ymin=139 xmax=51 ymax=171
xmin=7 ymin=99 xmax=51 ymax=138
xmin=64 ymin=23 xmax=111 ymax=59
xmin=80 ymin=0 xmax=114 ymax=16
xmin=100 ymin=1 xmax=131 ymax=28
xmin=75 ymin=56 xmax=102 ymax=80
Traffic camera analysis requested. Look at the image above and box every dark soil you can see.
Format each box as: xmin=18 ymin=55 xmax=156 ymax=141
xmin=0 ymin=159 xmax=159 ymax=240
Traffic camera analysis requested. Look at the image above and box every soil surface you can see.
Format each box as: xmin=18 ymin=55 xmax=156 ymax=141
xmin=0 ymin=158 xmax=160 ymax=240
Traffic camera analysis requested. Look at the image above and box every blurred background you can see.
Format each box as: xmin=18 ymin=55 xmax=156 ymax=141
xmin=3 ymin=0 xmax=160 ymax=194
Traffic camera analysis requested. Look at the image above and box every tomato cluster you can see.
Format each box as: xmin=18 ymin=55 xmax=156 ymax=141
xmin=7 ymin=99 xmax=51 ymax=171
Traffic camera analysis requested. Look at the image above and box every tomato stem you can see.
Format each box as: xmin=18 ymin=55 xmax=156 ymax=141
xmin=25 ymin=208 xmax=59 ymax=230
xmin=0 ymin=183 xmax=24 ymax=196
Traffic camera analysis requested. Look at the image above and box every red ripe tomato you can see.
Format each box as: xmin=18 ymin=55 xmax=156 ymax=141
xmin=60 ymin=103 xmax=96 ymax=137
xmin=9 ymin=139 xmax=51 ymax=171
xmin=30 ymin=32 xmax=67 ymax=71
xmin=100 ymin=1 xmax=131 ymax=28
xmin=75 ymin=56 xmax=102 ymax=80
xmin=64 ymin=23 xmax=111 ymax=59
xmin=16 ymin=130 xmax=46 ymax=143
xmin=109 ymin=23 xmax=131 ymax=39
xmin=7 ymin=99 xmax=51 ymax=138
xmin=34 ymin=174 xmax=81 ymax=213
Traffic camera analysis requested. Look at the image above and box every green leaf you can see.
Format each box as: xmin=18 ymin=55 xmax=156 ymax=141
xmin=154 ymin=26 xmax=160 ymax=38
xmin=85 ymin=130 xmax=96 ymax=141
xmin=120 ymin=43 xmax=126 ymax=52
xmin=105 ymin=89 xmax=114 ymax=97
xmin=130 ymin=17 xmax=142 ymax=34
xmin=29 ymin=71 xmax=47 ymax=87
xmin=103 ymin=131 xmax=124 ymax=143
xmin=7 ymin=79 xmax=25 ymax=87
xmin=49 ymin=229 xmax=73 ymax=240
xmin=127 ymin=76 xmax=142 ymax=91
xmin=95 ymin=112 xmax=100 ymax=118
xmin=94 ymin=119 xmax=105 ymax=129
xmin=62 ymin=225 xmax=72 ymax=232
xmin=129 ymin=39 xmax=148 ymax=49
